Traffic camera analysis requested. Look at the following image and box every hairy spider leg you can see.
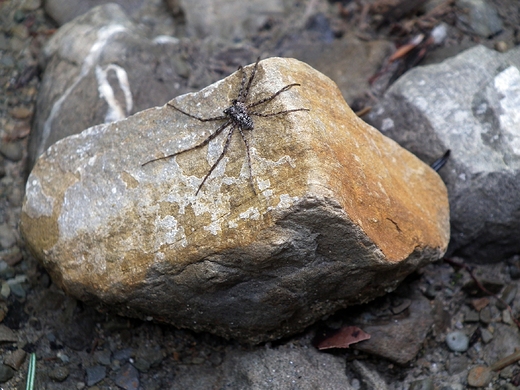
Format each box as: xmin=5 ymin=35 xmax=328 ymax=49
xmin=239 ymin=57 xmax=260 ymax=104
xmin=247 ymin=83 xmax=302 ymax=109
xmin=249 ymin=108 xmax=310 ymax=118
xmin=236 ymin=65 xmax=248 ymax=103
xmin=141 ymin=119 xmax=232 ymax=166
xmin=196 ymin=124 xmax=236 ymax=195
xmin=166 ymin=102 xmax=227 ymax=122
xmin=237 ymin=126 xmax=256 ymax=195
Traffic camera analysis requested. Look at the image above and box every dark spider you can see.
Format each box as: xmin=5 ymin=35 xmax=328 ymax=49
xmin=142 ymin=57 xmax=310 ymax=195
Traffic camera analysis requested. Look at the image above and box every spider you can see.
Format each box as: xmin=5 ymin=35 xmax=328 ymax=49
xmin=142 ymin=57 xmax=309 ymax=195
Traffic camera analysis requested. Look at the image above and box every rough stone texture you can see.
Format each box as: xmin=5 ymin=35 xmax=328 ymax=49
xmin=173 ymin=342 xmax=353 ymax=390
xmin=352 ymin=294 xmax=434 ymax=364
xmin=28 ymin=3 xmax=190 ymax=170
xmin=178 ymin=0 xmax=285 ymax=41
xmin=21 ymin=58 xmax=449 ymax=343
xmin=455 ymin=0 xmax=503 ymax=38
xmin=284 ymin=33 xmax=394 ymax=106
xmin=366 ymin=45 xmax=520 ymax=262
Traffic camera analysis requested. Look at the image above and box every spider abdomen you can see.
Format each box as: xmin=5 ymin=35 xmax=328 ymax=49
xmin=224 ymin=101 xmax=254 ymax=130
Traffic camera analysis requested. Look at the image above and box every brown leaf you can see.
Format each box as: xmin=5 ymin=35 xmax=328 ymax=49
xmin=315 ymin=326 xmax=371 ymax=350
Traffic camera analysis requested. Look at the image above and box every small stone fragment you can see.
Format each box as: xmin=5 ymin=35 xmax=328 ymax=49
xmin=497 ymin=284 xmax=517 ymax=310
xmin=465 ymin=310 xmax=480 ymax=323
xmin=0 ymin=364 xmax=14 ymax=383
xmin=480 ymin=328 xmax=493 ymax=343
xmin=0 ymin=325 xmax=17 ymax=343
xmin=48 ymin=366 xmax=69 ymax=382
xmin=3 ymin=349 xmax=26 ymax=370
xmin=0 ymin=224 xmax=17 ymax=249
xmin=456 ymin=0 xmax=503 ymax=38
xmin=9 ymin=106 xmax=32 ymax=119
xmin=0 ymin=141 xmax=23 ymax=162
xmin=446 ymin=331 xmax=469 ymax=352
xmin=479 ymin=307 xmax=492 ymax=324
xmin=115 ymin=364 xmax=139 ymax=390
xmin=467 ymin=365 xmax=493 ymax=387
xmin=85 ymin=365 xmax=106 ymax=386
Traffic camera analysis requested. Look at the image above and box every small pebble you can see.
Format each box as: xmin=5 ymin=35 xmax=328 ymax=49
xmin=467 ymin=365 xmax=493 ymax=387
xmin=0 ymin=224 xmax=17 ymax=249
xmin=480 ymin=328 xmax=493 ymax=343
xmin=85 ymin=365 xmax=106 ymax=386
xmin=0 ymin=141 xmax=23 ymax=162
xmin=497 ymin=284 xmax=517 ymax=309
xmin=94 ymin=349 xmax=112 ymax=365
xmin=0 ymin=282 xmax=10 ymax=299
xmin=49 ymin=366 xmax=69 ymax=382
xmin=0 ymin=364 xmax=14 ymax=382
xmin=446 ymin=331 xmax=469 ymax=352
xmin=409 ymin=378 xmax=434 ymax=390
xmin=4 ymin=348 xmax=26 ymax=370
xmin=0 ymin=324 xmax=17 ymax=343
xmin=9 ymin=106 xmax=32 ymax=119
xmin=479 ymin=306 xmax=492 ymax=324
xmin=115 ymin=363 xmax=139 ymax=390
xmin=494 ymin=41 xmax=508 ymax=52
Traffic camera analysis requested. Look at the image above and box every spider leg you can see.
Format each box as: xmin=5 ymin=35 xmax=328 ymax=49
xmin=237 ymin=126 xmax=256 ymax=195
xmin=249 ymin=108 xmax=310 ymax=118
xmin=167 ymin=102 xmax=227 ymax=122
xmin=142 ymin=120 xmax=232 ymax=166
xmin=247 ymin=83 xmax=301 ymax=109
xmin=196 ymin=124 xmax=236 ymax=195
xmin=239 ymin=57 xmax=260 ymax=103
xmin=236 ymin=65 xmax=248 ymax=103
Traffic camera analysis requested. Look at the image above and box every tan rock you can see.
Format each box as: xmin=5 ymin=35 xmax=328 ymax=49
xmin=21 ymin=58 xmax=449 ymax=343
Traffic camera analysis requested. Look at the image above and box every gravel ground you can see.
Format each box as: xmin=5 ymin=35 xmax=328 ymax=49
xmin=1 ymin=0 xmax=520 ymax=389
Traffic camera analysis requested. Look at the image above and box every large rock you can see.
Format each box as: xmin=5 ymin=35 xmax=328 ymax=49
xmin=28 ymin=4 xmax=190 ymax=170
xmin=21 ymin=58 xmax=449 ymax=343
xmin=366 ymin=45 xmax=520 ymax=262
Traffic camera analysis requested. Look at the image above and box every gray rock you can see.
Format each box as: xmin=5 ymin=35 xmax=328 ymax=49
xmin=482 ymin=323 xmax=520 ymax=365
xmin=366 ymin=45 xmax=520 ymax=262
xmin=352 ymin=294 xmax=434 ymax=364
xmin=178 ymin=0 xmax=285 ymax=41
xmin=0 ymin=224 xmax=17 ymax=249
xmin=351 ymin=360 xmax=388 ymax=390
xmin=0 ymin=141 xmax=23 ymax=162
xmin=456 ymin=0 xmax=503 ymax=38
xmin=285 ymin=33 xmax=394 ymax=106
xmin=22 ymin=58 xmax=449 ymax=344
xmin=43 ymin=0 xmax=177 ymax=37
xmin=28 ymin=3 xmax=192 ymax=170
xmin=0 ymin=364 xmax=14 ymax=383
xmin=446 ymin=331 xmax=469 ymax=352
xmin=48 ymin=366 xmax=69 ymax=382
xmin=85 ymin=365 xmax=106 ymax=386
xmin=0 ymin=325 xmax=17 ymax=343
xmin=115 ymin=363 xmax=139 ymax=390
xmin=172 ymin=342 xmax=351 ymax=389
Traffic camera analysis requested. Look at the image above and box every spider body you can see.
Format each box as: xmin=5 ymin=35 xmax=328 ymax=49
xmin=142 ymin=58 xmax=309 ymax=195
xmin=224 ymin=101 xmax=254 ymax=130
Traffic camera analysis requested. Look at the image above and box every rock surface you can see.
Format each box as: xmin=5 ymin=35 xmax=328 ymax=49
xmin=367 ymin=45 xmax=520 ymax=262
xmin=21 ymin=57 xmax=449 ymax=343
xmin=28 ymin=3 xmax=191 ymax=170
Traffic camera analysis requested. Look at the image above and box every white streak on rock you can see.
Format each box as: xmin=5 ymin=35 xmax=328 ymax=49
xmin=95 ymin=64 xmax=133 ymax=123
xmin=39 ymin=24 xmax=128 ymax=158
